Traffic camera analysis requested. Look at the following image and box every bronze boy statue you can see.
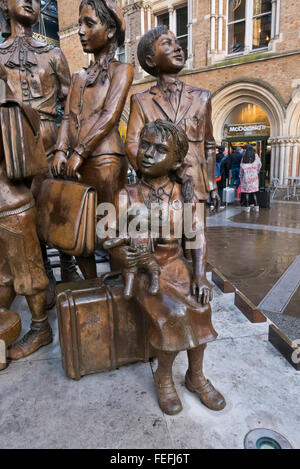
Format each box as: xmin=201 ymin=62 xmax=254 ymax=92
xmin=110 ymin=120 xmax=225 ymax=415
xmin=126 ymin=25 xmax=220 ymax=211
xmin=52 ymin=0 xmax=133 ymax=279
xmin=0 ymin=75 xmax=51 ymax=359
xmin=0 ymin=0 xmax=79 ymax=308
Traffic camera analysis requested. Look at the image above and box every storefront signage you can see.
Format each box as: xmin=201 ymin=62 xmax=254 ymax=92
xmin=223 ymin=122 xmax=270 ymax=137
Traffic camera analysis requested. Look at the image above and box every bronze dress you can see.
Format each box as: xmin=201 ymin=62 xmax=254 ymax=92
xmin=114 ymin=180 xmax=217 ymax=352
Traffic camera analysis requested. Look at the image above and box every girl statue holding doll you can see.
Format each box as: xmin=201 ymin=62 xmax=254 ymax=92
xmin=52 ymin=0 xmax=133 ymax=279
xmin=106 ymin=120 xmax=226 ymax=415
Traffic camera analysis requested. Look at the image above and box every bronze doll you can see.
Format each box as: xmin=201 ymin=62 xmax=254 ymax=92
xmin=0 ymin=0 xmax=80 ymax=309
xmin=110 ymin=120 xmax=226 ymax=415
xmin=126 ymin=26 xmax=220 ymax=210
xmin=52 ymin=0 xmax=134 ymax=279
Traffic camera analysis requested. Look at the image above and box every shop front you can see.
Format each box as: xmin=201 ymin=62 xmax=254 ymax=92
xmin=222 ymin=103 xmax=270 ymax=186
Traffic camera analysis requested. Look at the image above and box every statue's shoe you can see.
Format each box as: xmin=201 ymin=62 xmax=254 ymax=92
xmin=185 ymin=371 xmax=226 ymax=411
xmin=8 ymin=321 xmax=53 ymax=360
xmin=154 ymin=372 xmax=183 ymax=415
xmin=60 ymin=255 xmax=82 ymax=283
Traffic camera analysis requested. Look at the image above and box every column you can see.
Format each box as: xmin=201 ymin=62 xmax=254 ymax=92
xmin=218 ymin=0 xmax=223 ymax=52
xmin=211 ymin=0 xmax=216 ymax=52
xmin=284 ymin=141 xmax=291 ymax=183
xmin=292 ymin=141 xmax=299 ymax=177
xmin=270 ymin=140 xmax=277 ymax=182
xmin=140 ymin=5 xmax=145 ymax=36
xmin=275 ymin=142 xmax=281 ymax=179
xmin=168 ymin=7 xmax=175 ymax=33
xmin=147 ymin=7 xmax=151 ymax=32
xmin=188 ymin=0 xmax=193 ymax=57
xmin=275 ymin=0 xmax=281 ymax=37
xmin=278 ymin=140 xmax=285 ymax=184
xmin=271 ymin=0 xmax=277 ymax=38
xmin=245 ymin=0 xmax=253 ymax=53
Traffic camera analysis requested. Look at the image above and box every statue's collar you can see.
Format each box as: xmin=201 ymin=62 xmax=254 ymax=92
xmin=0 ymin=35 xmax=53 ymax=53
xmin=0 ymin=35 xmax=53 ymax=72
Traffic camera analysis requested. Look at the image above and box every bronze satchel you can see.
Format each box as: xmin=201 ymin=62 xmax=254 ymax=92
xmin=36 ymin=178 xmax=97 ymax=257
xmin=0 ymin=99 xmax=48 ymax=180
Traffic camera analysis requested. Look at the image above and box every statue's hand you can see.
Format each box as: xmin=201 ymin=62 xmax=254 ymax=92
xmin=65 ymin=152 xmax=83 ymax=180
xmin=114 ymin=245 xmax=141 ymax=271
xmin=210 ymin=189 xmax=221 ymax=212
xmin=52 ymin=151 xmax=67 ymax=177
xmin=191 ymin=274 xmax=213 ymax=305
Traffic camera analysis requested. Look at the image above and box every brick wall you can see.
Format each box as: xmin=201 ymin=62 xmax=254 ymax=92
xmin=57 ymin=0 xmax=88 ymax=74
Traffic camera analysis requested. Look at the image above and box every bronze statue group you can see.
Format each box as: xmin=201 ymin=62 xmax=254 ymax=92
xmin=0 ymin=0 xmax=226 ymax=416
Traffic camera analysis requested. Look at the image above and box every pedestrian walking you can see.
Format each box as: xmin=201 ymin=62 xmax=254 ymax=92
xmin=216 ymin=145 xmax=230 ymax=208
xmin=240 ymin=144 xmax=262 ymax=212
xmin=230 ymin=146 xmax=243 ymax=189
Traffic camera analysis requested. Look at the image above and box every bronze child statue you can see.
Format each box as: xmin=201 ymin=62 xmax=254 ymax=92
xmin=0 ymin=69 xmax=51 ymax=360
xmin=126 ymin=25 xmax=220 ymax=211
xmin=52 ymin=0 xmax=134 ymax=280
xmin=110 ymin=119 xmax=226 ymax=415
xmin=0 ymin=0 xmax=79 ymax=308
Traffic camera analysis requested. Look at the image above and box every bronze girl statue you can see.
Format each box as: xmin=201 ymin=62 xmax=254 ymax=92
xmin=52 ymin=0 xmax=133 ymax=279
xmin=109 ymin=120 xmax=226 ymax=415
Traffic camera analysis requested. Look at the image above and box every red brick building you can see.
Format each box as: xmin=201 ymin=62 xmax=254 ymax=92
xmin=56 ymin=0 xmax=300 ymax=184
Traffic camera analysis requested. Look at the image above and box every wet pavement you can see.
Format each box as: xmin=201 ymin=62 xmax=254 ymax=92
xmin=229 ymin=202 xmax=300 ymax=230
xmin=207 ymin=201 xmax=300 ymax=339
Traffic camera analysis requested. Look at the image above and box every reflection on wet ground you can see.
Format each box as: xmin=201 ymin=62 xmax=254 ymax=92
xmin=207 ymin=201 xmax=300 ymax=337
xmin=229 ymin=202 xmax=300 ymax=229
xmin=207 ymin=226 xmax=299 ymax=308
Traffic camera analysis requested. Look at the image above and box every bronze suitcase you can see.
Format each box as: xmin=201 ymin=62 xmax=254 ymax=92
xmin=56 ymin=272 xmax=153 ymax=380
xmin=36 ymin=179 xmax=97 ymax=257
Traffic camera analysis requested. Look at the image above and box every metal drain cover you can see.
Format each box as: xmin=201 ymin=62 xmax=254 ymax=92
xmin=244 ymin=429 xmax=293 ymax=449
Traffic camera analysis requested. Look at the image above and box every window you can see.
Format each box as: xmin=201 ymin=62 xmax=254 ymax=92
xmin=228 ymin=0 xmax=246 ymax=53
xmin=117 ymin=44 xmax=126 ymax=63
xmin=156 ymin=5 xmax=188 ymax=61
xmin=176 ymin=6 xmax=188 ymax=61
xmin=227 ymin=0 xmax=272 ymax=54
xmin=252 ymin=0 xmax=272 ymax=49
xmin=157 ymin=12 xmax=169 ymax=27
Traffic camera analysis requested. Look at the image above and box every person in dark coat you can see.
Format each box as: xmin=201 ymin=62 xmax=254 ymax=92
xmin=230 ymin=146 xmax=243 ymax=189
xmin=216 ymin=145 xmax=230 ymax=207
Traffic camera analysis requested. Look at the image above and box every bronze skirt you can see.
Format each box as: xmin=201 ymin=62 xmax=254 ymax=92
xmin=133 ymin=243 xmax=217 ymax=352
